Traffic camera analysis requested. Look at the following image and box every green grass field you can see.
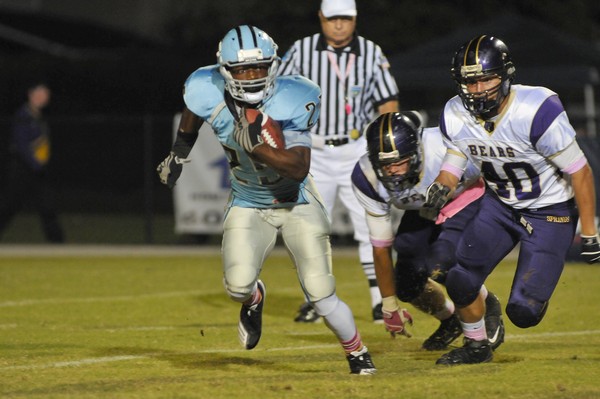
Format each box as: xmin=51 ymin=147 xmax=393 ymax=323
xmin=1 ymin=246 xmax=599 ymax=398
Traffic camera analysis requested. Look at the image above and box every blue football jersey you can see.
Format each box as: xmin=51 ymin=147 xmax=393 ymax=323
xmin=183 ymin=65 xmax=321 ymax=208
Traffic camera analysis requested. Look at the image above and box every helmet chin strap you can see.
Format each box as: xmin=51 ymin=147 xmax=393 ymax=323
xmin=480 ymin=108 xmax=500 ymax=120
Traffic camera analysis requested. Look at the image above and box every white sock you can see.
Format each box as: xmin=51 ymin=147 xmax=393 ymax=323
xmin=369 ymin=283 xmax=382 ymax=307
xmin=461 ymin=318 xmax=487 ymax=341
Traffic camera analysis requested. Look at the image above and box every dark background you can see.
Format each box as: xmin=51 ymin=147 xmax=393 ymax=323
xmin=0 ymin=0 xmax=599 ymax=243
xmin=1 ymin=0 xmax=599 ymax=115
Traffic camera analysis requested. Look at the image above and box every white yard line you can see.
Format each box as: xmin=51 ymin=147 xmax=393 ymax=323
xmin=0 ymin=244 xmax=224 ymax=257
xmin=3 ymin=355 xmax=151 ymax=370
xmin=1 ymin=345 xmax=338 ymax=371
xmin=2 ymin=331 xmax=598 ymax=371
xmin=0 ymin=290 xmax=206 ymax=307
xmin=0 ymin=244 xmax=345 ymax=257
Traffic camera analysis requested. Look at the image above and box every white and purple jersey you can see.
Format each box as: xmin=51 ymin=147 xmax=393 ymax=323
xmin=440 ymin=85 xmax=587 ymax=209
xmin=352 ymin=127 xmax=480 ymax=215
xmin=183 ymin=65 xmax=320 ymax=208
xmin=352 ymin=127 xmax=480 ymax=246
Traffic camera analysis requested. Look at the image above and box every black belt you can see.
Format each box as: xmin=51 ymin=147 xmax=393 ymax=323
xmin=324 ymin=137 xmax=349 ymax=146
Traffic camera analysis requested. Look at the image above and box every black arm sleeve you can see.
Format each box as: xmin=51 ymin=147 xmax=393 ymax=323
xmin=171 ymin=107 xmax=203 ymax=157
xmin=172 ymin=131 xmax=198 ymax=158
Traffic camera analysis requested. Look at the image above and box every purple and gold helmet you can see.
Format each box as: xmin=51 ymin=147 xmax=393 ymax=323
xmin=451 ymin=35 xmax=516 ymax=119
xmin=365 ymin=111 xmax=423 ymax=192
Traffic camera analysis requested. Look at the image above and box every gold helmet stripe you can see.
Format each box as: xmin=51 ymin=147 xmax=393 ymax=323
xmin=464 ymin=35 xmax=487 ymax=67
xmin=379 ymin=113 xmax=396 ymax=152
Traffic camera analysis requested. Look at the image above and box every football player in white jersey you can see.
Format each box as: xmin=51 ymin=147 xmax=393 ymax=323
xmin=156 ymin=25 xmax=376 ymax=374
xmin=421 ymin=35 xmax=600 ymax=365
xmin=352 ymin=111 xmax=505 ymax=351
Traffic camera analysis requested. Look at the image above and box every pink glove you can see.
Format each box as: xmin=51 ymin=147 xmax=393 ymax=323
xmin=383 ymin=308 xmax=413 ymax=338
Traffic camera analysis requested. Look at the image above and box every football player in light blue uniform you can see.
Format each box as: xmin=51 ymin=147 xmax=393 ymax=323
xmin=157 ymin=25 xmax=376 ymax=375
xmin=422 ymin=35 xmax=600 ymax=365
xmin=352 ymin=112 xmax=504 ymax=351
xmin=183 ymin=64 xmax=317 ymax=208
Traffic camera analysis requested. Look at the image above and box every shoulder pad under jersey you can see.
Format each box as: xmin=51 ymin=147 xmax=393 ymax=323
xmin=183 ymin=65 xmax=226 ymax=120
xmin=357 ymin=153 xmax=379 ymax=189
xmin=351 ymin=153 xmax=383 ymax=201
xmin=264 ymin=75 xmax=321 ymax=132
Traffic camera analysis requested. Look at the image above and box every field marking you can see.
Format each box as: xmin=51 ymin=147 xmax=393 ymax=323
xmin=2 ymin=331 xmax=598 ymax=372
xmin=0 ymin=244 xmax=299 ymax=257
xmin=506 ymin=330 xmax=600 ymax=340
xmin=1 ymin=345 xmax=338 ymax=371
xmin=0 ymin=290 xmax=207 ymax=308
xmin=2 ymin=355 xmax=150 ymax=370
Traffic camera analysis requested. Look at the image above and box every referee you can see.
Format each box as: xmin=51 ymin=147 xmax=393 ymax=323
xmin=278 ymin=0 xmax=399 ymax=323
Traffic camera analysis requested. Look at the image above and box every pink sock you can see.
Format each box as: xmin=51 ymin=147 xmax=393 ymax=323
xmin=340 ymin=331 xmax=363 ymax=354
xmin=461 ymin=318 xmax=487 ymax=341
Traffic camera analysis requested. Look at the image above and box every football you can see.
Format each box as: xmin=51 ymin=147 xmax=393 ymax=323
xmin=245 ymin=108 xmax=285 ymax=149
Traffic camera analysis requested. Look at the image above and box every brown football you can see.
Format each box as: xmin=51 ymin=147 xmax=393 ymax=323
xmin=245 ymin=108 xmax=285 ymax=149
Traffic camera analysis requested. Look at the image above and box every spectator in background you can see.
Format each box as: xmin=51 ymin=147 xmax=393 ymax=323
xmin=278 ymin=0 xmax=400 ymax=323
xmin=0 ymin=82 xmax=65 ymax=243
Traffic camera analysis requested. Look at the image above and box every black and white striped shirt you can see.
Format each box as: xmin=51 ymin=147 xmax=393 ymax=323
xmin=277 ymin=33 xmax=399 ymax=139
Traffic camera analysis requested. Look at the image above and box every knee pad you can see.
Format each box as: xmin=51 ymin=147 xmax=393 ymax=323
xmin=445 ymin=266 xmax=481 ymax=307
xmin=506 ymin=299 xmax=548 ymax=328
xmin=223 ymin=265 xmax=256 ymax=302
xmin=427 ymin=239 xmax=457 ymax=284
xmin=395 ymin=261 xmax=428 ymax=302
xmin=302 ymin=273 xmax=336 ymax=302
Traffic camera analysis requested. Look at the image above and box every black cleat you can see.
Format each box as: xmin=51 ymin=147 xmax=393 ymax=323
xmin=372 ymin=303 xmax=383 ymax=324
xmin=294 ymin=302 xmax=321 ymax=323
xmin=347 ymin=346 xmax=377 ymax=375
xmin=422 ymin=313 xmax=463 ymax=351
xmin=484 ymin=292 xmax=505 ymax=350
xmin=436 ymin=338 xmax=493 ymax=365
xmin=238 ymin=280 xmax=266 ymax=350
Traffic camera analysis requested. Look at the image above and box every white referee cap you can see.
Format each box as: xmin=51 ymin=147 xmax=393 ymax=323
xmin=321 ymin=0 xmax=357 ymax=18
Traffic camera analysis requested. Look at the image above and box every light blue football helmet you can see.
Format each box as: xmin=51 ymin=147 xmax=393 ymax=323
xmin=217 ymin=25 xmax=280 ymax=104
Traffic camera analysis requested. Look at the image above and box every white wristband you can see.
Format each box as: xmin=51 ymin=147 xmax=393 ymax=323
xmin=382 ymin=296 xmax=399 ymax=312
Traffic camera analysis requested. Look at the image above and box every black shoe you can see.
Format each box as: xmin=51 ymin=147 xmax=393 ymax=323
xmin=372 ymin=303 xmax=383 ymax=324
xmin=484 ymin=292 xmax=505 ymax=350
xmin=346 ymin=346 xmax=377 ymax=375
xmin=422 ymin=313 xmax=463 ymax=351
xmin=436 ymin=338 xmax=493 ymax=365
xmin=238 ymin=280 xmax=265 ymax=350
xmin=294 ymin=302 xmax=321 ymax=323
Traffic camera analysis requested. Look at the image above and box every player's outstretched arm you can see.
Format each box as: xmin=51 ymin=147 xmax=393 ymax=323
xmin=157 ymin=107 xmax=203 ymax=188
xmin=372 ymin=245 xmax=414 ymax=338
xmin=571 ymin=163 xmax=600 ymax=263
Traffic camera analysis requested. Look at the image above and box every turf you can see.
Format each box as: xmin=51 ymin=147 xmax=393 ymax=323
xmin=1 ymin=248 xmax=599 ymax=398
